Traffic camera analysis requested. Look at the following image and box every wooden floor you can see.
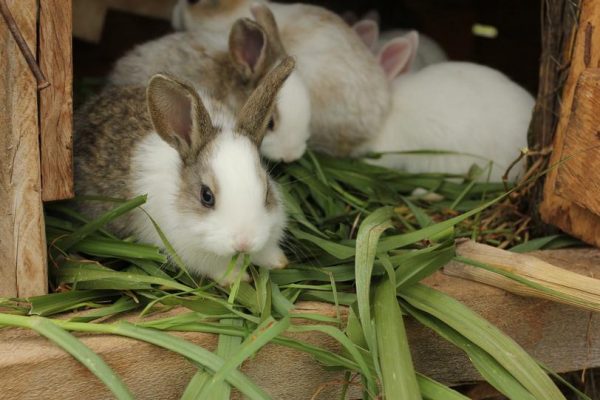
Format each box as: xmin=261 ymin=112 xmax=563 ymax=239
xmin=1 ymin=248 xmax=599 ymax=399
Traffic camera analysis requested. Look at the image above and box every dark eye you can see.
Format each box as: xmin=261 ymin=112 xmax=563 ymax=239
xmin=200 ymin=185 xmax=215 ymax=208
xmin=187 ymin=0 xmax=200 ymax=4
xmin=267 ymin=117 xmax=275 ymax=131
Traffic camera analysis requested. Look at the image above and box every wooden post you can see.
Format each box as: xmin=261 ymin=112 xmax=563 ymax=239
xmin=39 ymin=0 xmax=74 ymax=202
xmin=525 ymin=0 xmax=581 ymax=232
xmin=0 ymin=0 xmax=47 ymax=297
xmin=539 ymin=0 xmax=600 ymax=246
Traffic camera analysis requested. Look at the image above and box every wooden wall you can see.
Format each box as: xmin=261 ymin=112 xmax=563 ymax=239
xmin=0 ymin=0 xmax=73 ymax=298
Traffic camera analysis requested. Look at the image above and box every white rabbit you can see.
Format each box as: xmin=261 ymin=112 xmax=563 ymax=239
xmin=110 ymin=11 xmax=311 ymax=163
xmin=352 ymin=19 xmax=448 ymax=74
xmin=360 ymin=33 xmax=533 ymax=181
xmin=75 ymin=58 xmax=297 ymax=284
xmin=171 ymin=0 xmax=391 ymax=157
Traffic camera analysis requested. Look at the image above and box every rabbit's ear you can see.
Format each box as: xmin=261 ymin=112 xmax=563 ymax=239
xmin=363 ymin=9 xmax=381 ymax=24
xmin=236 ymin=57 xmax=295 ymax=146
xmin=378 ymin=31 xmax=419 ymax=81
xmin=147 ymin=74 xmax=215 ymax=160
xmin=250 ymin=3 xmax=286 ymax=57
xmin=352 ymin=19 xmax=379 ymax=50
xmin=229 ymin=18 xmax=269 ymax=81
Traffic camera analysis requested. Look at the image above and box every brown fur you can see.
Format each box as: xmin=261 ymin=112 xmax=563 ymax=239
xmin=73 ymin=86 xmax=150 ymax=234
xmin=75 ymin=58 xmax=296 ymax=232
xmin=110 ymin=18 xmax=286 ymax=119
xmin=147 ymin=74 xmax=217 ymax=162
xmin=236 ymin=57 xmax=295 ymax=144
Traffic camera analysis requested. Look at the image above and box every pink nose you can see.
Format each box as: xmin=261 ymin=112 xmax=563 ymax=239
xmin=234 ymin=239 xmax=252 ymax=253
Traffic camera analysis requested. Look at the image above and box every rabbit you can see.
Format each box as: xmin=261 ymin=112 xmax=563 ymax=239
xmin=110 ymin=13 xmax=311 ymax=163
xmin=359 ymin=34 xmax=534 ymax=182
xmin=74 ymin=57 xmax=297 ymax=284
xmin=352 ymin=18 xmax=447 ymax=74
xmin=171 ymin=1 xmax=391 ymax=157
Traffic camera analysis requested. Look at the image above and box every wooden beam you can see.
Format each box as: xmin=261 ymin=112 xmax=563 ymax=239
xmin=39 ymin=0 xmax=74 ymax=202
xmin=0 ymin=0 xmax=47 ymax=297
xmin=540 ymin=0 xmax=600 ymax=245
xmin=1 ymin=249 xmax=599 ymax=399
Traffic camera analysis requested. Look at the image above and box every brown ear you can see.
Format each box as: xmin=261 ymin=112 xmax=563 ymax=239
xmin=236 ymin=56 xmax=296 ymax=145
xmin=146 ymin=74 xmax=215 ymax=160
xmin=250 ymin=4 xmax=286 ymax=57
xmin=229 ymin=18 xmax=269 ymax=81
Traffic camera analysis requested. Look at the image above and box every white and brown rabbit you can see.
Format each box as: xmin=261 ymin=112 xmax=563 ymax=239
xmin=171 ymin=1 xmax=391 ymax=157
xmin=75 ymin=58 xmax=297 ymax=284
xmin=110 ymin=14 xmax=310 ymax=163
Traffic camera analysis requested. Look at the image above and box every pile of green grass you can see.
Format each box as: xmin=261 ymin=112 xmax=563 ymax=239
xmin=0 ymin=152 xmax=590 ymax=399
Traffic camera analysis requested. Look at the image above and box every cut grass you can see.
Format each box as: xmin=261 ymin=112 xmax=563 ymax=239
xmin=0 ymin=151 xmax=591 ymax=399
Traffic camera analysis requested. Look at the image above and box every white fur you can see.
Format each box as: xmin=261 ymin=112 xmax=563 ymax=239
xmin=362 ymin=62 xmax=534 ymax=181
xmin=129 ymin=97 xmax=286 ymax=283
xmin=260 ymin=71 xmax=311 ymax=162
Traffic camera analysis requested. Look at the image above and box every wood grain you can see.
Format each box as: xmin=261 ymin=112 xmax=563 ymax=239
xmin=555 ymin=69 xmax=600 ymax=215
xmin=40 ymin=0 xmax=74 ymax=202
xmin=0 ymin=0 xmax=48 ymax=297
xmin=540 ymin=0 xmax=600 ymax=246
xmin=1 ymin=249 xmax=599 ymax=398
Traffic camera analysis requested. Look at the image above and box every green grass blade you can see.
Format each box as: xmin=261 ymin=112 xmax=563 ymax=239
xmin=200 ymin=317 xmax=290 ymax=397
xmin=416 ymin=374 xmax=469 ymax=400
xmin=57 ymin=195 xmax=147 ymax=252
xmin=403 ymin=301 xmax=536 ymax=400
xmin=400 ymin=284 xmax=565 ymax=400
xmin=374 ymin=279 xmax=421 ymax=399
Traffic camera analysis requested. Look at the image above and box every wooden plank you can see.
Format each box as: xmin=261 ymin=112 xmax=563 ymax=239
xmin=1 ymin=249 xmax=599 ymax=398
xmin=0 ymin=0 xmax=48 ymax=297
xmin=39 ymin=0 xmax=74 ymax=202
xmin=540 ymin=0 xmax=600 ymax=245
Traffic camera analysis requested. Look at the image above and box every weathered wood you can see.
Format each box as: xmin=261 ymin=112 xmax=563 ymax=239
xmin=39 ymin=0 xmax=74 ymax=202
xmin=555 ymin=69 xmax=600 ymax=215
xmin=0 ymin=0 xmax=47 ymax=297
xmin=540 ymin=0 xmax=600 ymax=245
xmin=1 ymin=249 xmax=599 ymax=399
xmin=526 ymin=0 xmax=580 ymax=233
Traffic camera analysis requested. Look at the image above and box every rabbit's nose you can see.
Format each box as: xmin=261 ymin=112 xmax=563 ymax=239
xmin=234 ymin=238 xmax=252 ymax=253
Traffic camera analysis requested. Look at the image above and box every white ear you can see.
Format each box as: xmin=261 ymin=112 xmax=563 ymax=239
xmin=363 ymin=9 xmax=381 ymax=25
xmin=378 ymin=31 xmax=419 ymax=81
xmin=352 ymin=19 xmax=379 ymax=51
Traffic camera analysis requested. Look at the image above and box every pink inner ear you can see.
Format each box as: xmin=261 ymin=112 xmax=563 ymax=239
xmin=353 ymin=20 xmax=378 ymax=50
xmin=240 ymin=25 xmax=264 ymax=72
xmin=168 ymin=90 xmax=193 ymax=144
xmin=378 ymin=37 xmax=415 ymax=81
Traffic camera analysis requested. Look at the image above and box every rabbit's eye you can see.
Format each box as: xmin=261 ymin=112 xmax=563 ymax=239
xmin=200 ymin=185 xmax=215 ymax=208
xmin=267 ymin=118 xmax=275 ymax=131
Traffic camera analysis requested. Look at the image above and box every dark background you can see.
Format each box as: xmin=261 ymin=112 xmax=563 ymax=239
xmin=74 ymin=0 xmax=541 ymax=105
